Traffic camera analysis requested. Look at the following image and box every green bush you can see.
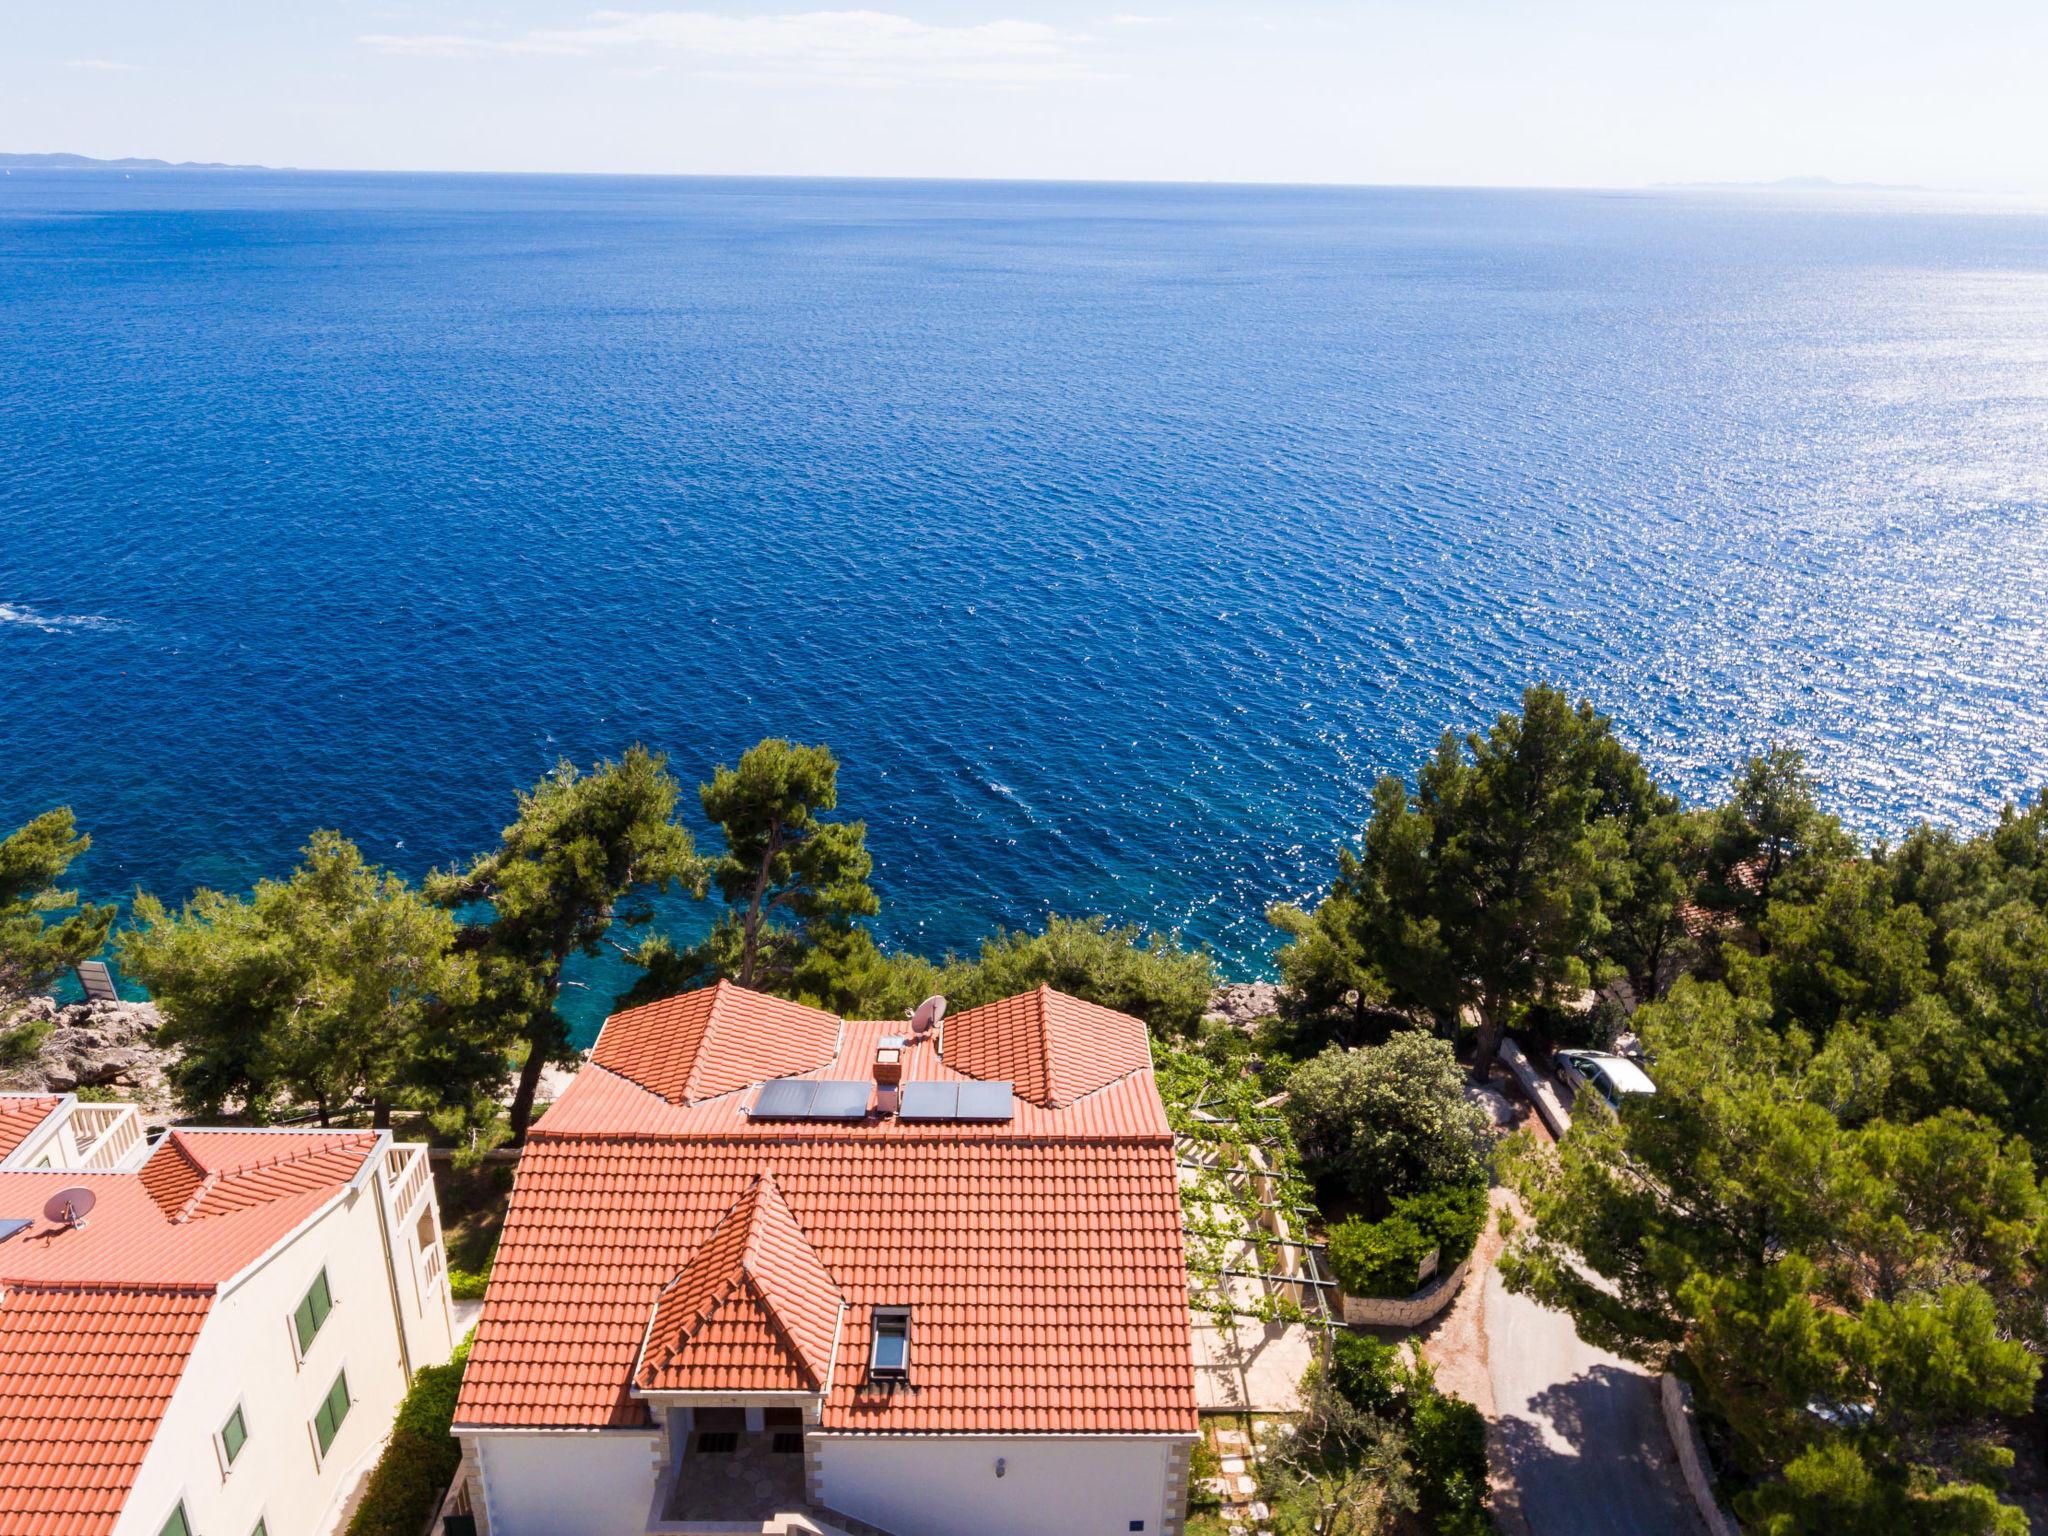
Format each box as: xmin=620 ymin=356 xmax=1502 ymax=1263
xmin=346 ymin=1341 xmax=469 ymax=1536
xmin=1327 ymin=1178 xmax=1488 ymax=1298
xmin=1397 ymin=1179 xmax=1490 ymax=1269
xmin=937 ymin=915 xmax=1217 ymax=1037
xmin=447 ymin=1263 xmax=491 ymax=1300
xmin=1324 ymin=1331 xmax=1404 ymax=1415
xmin=1328 ymin=1212 xmax=1437 ymax=1298
xmin=1409 ymin=1374 xmax=1490 ymax=1535
xmin=1284 ymin=1033 xmax=1489 ymax=1210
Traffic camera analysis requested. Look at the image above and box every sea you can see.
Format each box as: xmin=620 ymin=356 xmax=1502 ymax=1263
xmin=4 ymin=171 xmax=2046 ymax=1039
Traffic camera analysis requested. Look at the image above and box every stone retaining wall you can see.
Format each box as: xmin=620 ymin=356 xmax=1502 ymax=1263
xmin=1338 ymin=1257 xmax=1470 ymax=1328
xmin=1661 ymin=1374 xmax=1740 ymax=1536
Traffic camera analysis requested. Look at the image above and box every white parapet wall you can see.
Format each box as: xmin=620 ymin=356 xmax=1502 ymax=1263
xmin=811 ymin=1433 xmax=1192 ymax=1536
xmin=468 ymin=1428 xmax=663 ymax=1536
xmin=1660 ymin=1374 xmax=1740 ymax=1536
xmin=1497 ymin=1039 xmax=1571 ymax=1139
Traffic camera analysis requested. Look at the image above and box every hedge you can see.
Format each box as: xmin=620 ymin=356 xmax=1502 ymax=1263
xmin=345 ymin=1341 xmax=469 ymax=1536
xmin=1327 ymin=1178 xmax=1489 ymax=1298
xmin=447 ymin=1263 xmax=491 ymax=1300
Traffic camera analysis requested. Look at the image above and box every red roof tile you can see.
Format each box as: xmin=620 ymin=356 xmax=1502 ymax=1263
xmin=637 ymin=1170 xmax=843 ymax=1394
xmin=942 ymin=985 xmax=1154 ymax=1107
xmin=591 ymin=980 xmax=842 ymax=1104
xmin=0 ymin=1097 xmax=64 ymax=1164
xmin=0 ymin=1285 xmax=211 ymax=1536
xmin=458 ymin=984 xmax=1196 ymax=1438
xmin=0 ymin=1129 xmax=379 ymax=1534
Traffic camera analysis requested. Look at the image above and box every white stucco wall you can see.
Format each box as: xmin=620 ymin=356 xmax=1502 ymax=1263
xmin=114 ymin=1142 xmax=455 ymax=1536
xmin=471 ymin=1430 xmax=661 ymax=1536
xmin=814 ymin=1434 xmax=1183 ymax=1536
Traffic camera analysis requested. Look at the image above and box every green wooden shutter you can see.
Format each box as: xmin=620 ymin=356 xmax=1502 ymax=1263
xmin=315 ymin=1368 xmax=351 ymax=1455
xmin=158 ymin=1505 xmax=192 ymax=1536
xmin=220 ymin=1402 xmax=248 ymax=1463
xmin=294 ymin=1268 xmax=334 ymax=1354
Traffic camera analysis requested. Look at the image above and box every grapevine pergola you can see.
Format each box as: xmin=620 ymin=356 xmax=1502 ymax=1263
xmin=1155 ymin=1046 xmax=1339 ymax=1334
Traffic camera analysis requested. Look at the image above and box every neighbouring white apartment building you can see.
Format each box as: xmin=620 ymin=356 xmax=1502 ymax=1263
xmin=452 ymin=980 xmax=1200 ymax=1536
xmin=0 ymin=1091 xmax=458 ymax=1536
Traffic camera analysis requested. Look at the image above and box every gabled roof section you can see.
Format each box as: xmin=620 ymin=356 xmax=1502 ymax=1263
xmin=942 ymin=984 xmax=1154 ymax=1107
xmin=635 ymin=1170 xmax=842 ymax=1394
xmin=0 ymin=1096 xmax=64 ymax=1164
xmin=592 ymin=980 xmax=841 ymax=1104
xmin=139 ymin=1130 xmax=378 ymax=1223
xmin=0 ymin=1283 xmax=212 ymax=1536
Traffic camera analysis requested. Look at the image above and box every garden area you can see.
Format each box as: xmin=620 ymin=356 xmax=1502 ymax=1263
xmin=1159 ymin=1005 xmax=1502 ymax=1535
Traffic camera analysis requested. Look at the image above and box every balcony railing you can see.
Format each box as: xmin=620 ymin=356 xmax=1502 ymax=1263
xmin=71 ymin=1103 xmax=145 ymax=1170
xmin=387 ymin=1141 xmax=432 ymax=1218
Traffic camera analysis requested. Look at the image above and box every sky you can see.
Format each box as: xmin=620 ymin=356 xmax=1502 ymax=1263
xmin=6 ymin=1 xmax=2048 ymax=189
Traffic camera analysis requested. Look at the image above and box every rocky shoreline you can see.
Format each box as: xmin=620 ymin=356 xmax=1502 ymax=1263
xmin=2 ymin=995 xmax=181 ymax=1123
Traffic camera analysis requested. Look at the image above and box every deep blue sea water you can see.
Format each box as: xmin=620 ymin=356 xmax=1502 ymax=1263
xmin=4 ymin=172 xmax=2046 ymax=1039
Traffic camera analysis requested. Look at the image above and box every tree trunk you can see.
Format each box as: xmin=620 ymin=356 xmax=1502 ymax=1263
xmin=507 ymin=1044 xmax=550 ymax=1146
xmin=372 ymin=1096 xmax=391 ymax=1130
xmin=738 ymin=823 xmax=785 ymax=989
xmin=1470 ymin=1000 xmax=1503 ymax=1083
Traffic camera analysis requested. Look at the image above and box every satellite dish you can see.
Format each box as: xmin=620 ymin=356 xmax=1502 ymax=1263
xmin=43 ymin=1186 xmax=96 ymax=1229
xmin=909 ymin=995 xmax=947 ymax=1036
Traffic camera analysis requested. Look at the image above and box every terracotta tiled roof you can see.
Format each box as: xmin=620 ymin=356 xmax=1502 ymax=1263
xmin=0 ymin=1284 xmax=212 ymax=1536
xmin=458 ymin=984 xmax=1196 ymax=1438
xmin=591 ymin=980 xmax=842 ymax=1104
xmin=0 ymin=1128 xmax=380 ymax=1534
xmin=942 ymin=984 xmax=1154 ymax=1107
xmin=0 ymin=1097 xmax=64 ymax=1164
xmin=636 ymin=1170 xmax=843 ymax=1394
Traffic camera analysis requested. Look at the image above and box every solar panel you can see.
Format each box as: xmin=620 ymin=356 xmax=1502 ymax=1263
xmin=896 ymin=1081 xmax=958 ymax=1120
xmin=752 ymin=1079 xmax=873 ymax=1120
xmin=0 ymin=1218 xmax=29 ymax=1244
xmin=809 ymin=1080 xmax=874 ymax=1119
xmin=954 ymin=1081 xmax=1015 ymax=1121
xmin=896 ymin=1080 xmax=1015 ymax=1122
xmin=753 ymin=1080 xmax=817 ymax=1118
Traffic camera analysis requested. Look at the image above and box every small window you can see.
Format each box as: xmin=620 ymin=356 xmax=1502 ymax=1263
xmin=695 ymin=1431 xmax=739 ymax=1454
xmin=219 ymin=1402 xmax=249 ymax=1467
xmin=312 ymin=1367 xmax=352 ymax=1458
xmin=252 ymin=1521 xmax=270 ymax=1536
xmin=158 ymin=1506 xmax=192 ymax=1536
xmin=293 ymin=1268 xmax=336 ymax=1356
xmin=870 ymin=1307 xmax=910 ymax=1378
xmin=771 ymin=1431 xmax=804 ymax=1454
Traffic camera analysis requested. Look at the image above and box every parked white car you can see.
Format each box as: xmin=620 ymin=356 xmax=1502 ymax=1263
xmin=1556 ymin=1049 xmax=1656 ymax=1114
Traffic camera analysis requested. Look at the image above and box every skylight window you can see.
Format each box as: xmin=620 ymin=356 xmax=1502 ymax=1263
xmin=870 ymin=1306 xmax=910 ymax=1378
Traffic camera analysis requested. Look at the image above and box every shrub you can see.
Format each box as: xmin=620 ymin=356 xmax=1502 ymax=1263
xmin=1408 ymin=1372 xmax=1490 ymax=1535
xmin=938 ymin=915 xmax=1217 ymax=1037
xmin=1328 ymin=1212 xmax=1437 ymax=1299
xmin=1324 ymin=1331 xmax=1404 ymax=1415
xmin=346 ymin=1341 xmax=469 ymax=1536
xmin=1327 ymin=1179 xmax=1488 ymax=1298
xmin=1283 ymin=1033 xmax=1489 ymax=1210
xmin=1395 ymin=1179 xmax=1489 ymax=1269
xmin=447 ymin=1263 xmax=491 ymax=1300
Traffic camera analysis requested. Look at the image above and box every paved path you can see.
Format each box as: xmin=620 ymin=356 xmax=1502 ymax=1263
xmin=1485 ymin=1265 xmax=1702 ymax=1536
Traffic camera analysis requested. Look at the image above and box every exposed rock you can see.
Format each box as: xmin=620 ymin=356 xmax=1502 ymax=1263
xmin=2 ymin=996 xmax=181 ymax=1123
xmin=1202 ymin=981 xmax=1281 ymax=1030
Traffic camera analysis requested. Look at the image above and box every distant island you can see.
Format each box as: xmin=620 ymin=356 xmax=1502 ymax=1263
xmin=1653 ymin=174 xmax=1929 ymax=193
xmin=0 ymin=151 xmax=274 ymax=171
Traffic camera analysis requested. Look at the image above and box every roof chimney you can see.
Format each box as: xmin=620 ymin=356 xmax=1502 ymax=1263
xmin=873 ymin=1036 xmax=904 ymax=1088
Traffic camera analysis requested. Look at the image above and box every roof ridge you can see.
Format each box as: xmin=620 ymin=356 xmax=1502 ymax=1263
xmin=0 ymin=1278 xmax=219 ymax=1298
